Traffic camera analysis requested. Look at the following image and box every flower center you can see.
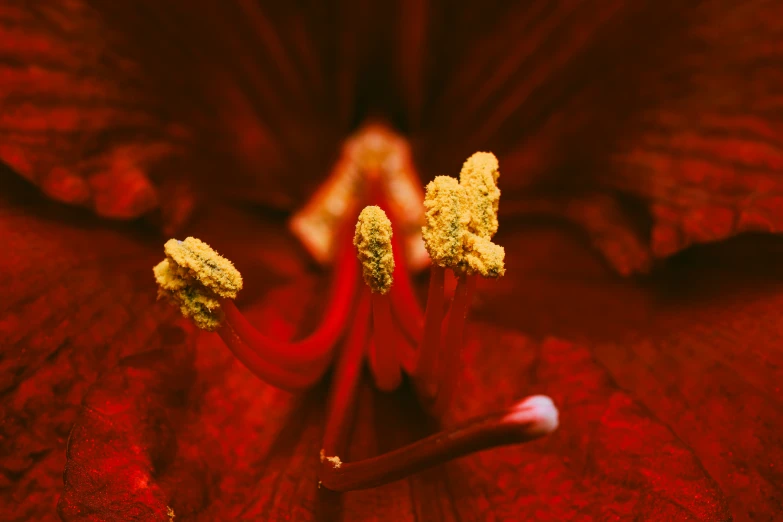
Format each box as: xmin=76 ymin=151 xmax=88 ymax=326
xmin=152 ymin=124 xmax=558 ymax=494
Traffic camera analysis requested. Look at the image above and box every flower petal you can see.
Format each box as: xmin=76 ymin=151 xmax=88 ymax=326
xmin=57 ymin=272 xmax=334 ymax=520
xmin=465 ymin=222 xmax=783 ymax=519
xmin=0 ymin=172 xmax=312 ymax=519
xmin=0 ymin=174 xmax=179 ymax=519
xmin=606 ymin=1 xmax=783 ymax=259
xmin=0 ymin=2 xmax=191 ymax=222
xmin=409 ymin=1 xmax=783 ymax=272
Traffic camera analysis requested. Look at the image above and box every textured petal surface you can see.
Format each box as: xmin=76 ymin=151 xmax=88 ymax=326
xmin=409 ymin=0 xmax=783 ymax=272
xmin=0 ymin=172 xmax=179 ymax=521
xmin=0 ymin=2 xmax=192 ymax=221
xmin=4 ymin=0 xmax=783 ymax=272
xmin=463 ymin=221 xmax=783 ymax=520
xmin=0 ymin=171 xmax=312 ymax=521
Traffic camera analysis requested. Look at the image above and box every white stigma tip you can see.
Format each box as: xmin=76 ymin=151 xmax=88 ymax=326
xmin=506 ymin=395 xmax=559 ymax=436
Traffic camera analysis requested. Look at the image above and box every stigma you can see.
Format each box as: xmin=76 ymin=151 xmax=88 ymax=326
xmin=152 ymin=125 xmax=557 ymax=495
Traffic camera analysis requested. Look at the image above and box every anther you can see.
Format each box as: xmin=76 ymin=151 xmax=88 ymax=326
xmin=459 ymin=151 xmax=500 ymax=239
xmin=153 ymin=237 xmax=243 ymax=331
xmin=422 ymin=176 xmax=470 ymax=270
xmin=354 ymin=206 xmax=395 ymax=295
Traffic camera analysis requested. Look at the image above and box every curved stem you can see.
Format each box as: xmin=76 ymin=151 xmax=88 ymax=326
xmin=222 ymin=237 xmax=358 ymax=371
xmin=216 ymin=323 xmax=316 ymax=392
xmin=320 ymin=396 xmax=558 ymax=492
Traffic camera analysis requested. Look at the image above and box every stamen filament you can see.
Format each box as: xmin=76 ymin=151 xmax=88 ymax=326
xmin=369 ymin=290 xmax=402 ymax=392
xmin=389 ymin=234 xmax=424 ymax=345
xmin=319 ymin=395 xmax=559 ymax=492
xmin=431 ymin=274 xmax=476 ymax=415
xmin=216 ymin=322 xmax=316 ymax=392
xmin=322 ymin=291 xmax=371 ymax=456
xmin=220 ymin=237 xmax=357 ymax=372
xmin=413 ymin=265 xmax=446 ymax=400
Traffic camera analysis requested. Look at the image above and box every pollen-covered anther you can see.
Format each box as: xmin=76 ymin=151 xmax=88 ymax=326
xmin=463 ymin=234 xmax=505 ymax=278
xmin=354 ymin=206 xmax=395 ymax=294
xmin=153 ymin=237 xmax=243 ymax=331
xmin=422 ymin=176 xmax=470 ymax=269
xmin=459 ymin=151 xmax=500 ymax=239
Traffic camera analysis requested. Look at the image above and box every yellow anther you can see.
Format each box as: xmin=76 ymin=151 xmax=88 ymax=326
xmin=153 ymin=237 xmax=243 ymax=331
xmin=422 ymin=176 xmax=470 ymax=269
xmin=353 ymin=206 xmax=395 ymax=294
xmin=462 ymin=234 xmax=505 ymax=278
xmin=459 ymin=151 xmax=500 ymax=239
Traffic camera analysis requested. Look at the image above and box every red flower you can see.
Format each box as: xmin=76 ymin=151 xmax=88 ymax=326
xmin=2 ymin=2 xmax=782 ymax=520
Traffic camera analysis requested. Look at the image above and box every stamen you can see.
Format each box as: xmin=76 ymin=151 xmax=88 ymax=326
xmin=416 ymin=176 xmax=469 ymax=400
xmin=153 ymin=237 xmax=242 ymax=331
xmin=319 ymin=395 xmax=559 ymax=492
xmin=416 ymin=154 xmax=506 ymax=411
xmin=154 ymin=236 xmax=355 ymax=389
xmin=354 ymin=206 xmax=402 ymax=391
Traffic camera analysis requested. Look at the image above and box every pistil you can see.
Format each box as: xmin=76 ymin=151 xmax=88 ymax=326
xmin=319 ymin=395 xmax=558 ymax=491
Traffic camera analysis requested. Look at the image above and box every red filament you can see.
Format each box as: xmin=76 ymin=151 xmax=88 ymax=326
xmin=413 ymin=265 xmax=446 ymax=401
xmin=220 ymin=235 xmax=357 ymax=372
xmin=368 ymin=290 xmax=402 ymax=392
xmin=322 ymin=291 xmax=371 ymax=457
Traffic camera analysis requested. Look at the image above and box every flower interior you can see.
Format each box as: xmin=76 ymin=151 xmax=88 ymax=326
xmin=153 ymin=126 xmax=558 ymax=493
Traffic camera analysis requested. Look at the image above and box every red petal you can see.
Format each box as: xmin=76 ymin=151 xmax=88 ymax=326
xmin=0 ymin=176 xmax=178 ymax=520
xmin=0 ymin=2 xmax=189 ymax=221
xmin=468 ymin=222 xmax=783 ymax=518
xmin=0 ymin=175 xmax=311 ymax=519
xmin=57 ymin=274 xmax=330 ymax=520
xmin=606 ymin=1 xmax=783 ymax=258
xmin=409 ymin=1 xmax=783 ymax=272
